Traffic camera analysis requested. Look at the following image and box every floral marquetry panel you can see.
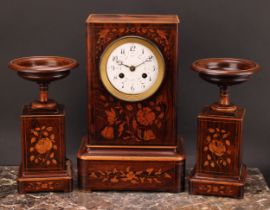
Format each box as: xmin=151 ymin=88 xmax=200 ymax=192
xmin=93 ymin=24 xmax=176 ymax=62
xmin=89 ymin=166 xmax=172 ymax=185
xmin=20 ymin=180 xmax=68 ymax=192
xmin=84 ymin=161 xmax=178 ymax=191
xmin=87 ymin=23 xmax=178 ymax=146
xmin=202 ymin=127 xmax=233 ymax=170
xmin=197 ymin=113 xmax=243 ymax=176
xmin=94 ymin=93 xmax=168 ymax=144
xmin=190 ymin=181 xmax=242 ymax=198
xmin=21 ymin=115 xmax=65 ymax=172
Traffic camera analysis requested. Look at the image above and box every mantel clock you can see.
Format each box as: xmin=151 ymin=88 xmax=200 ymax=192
xmin=77 ymin=14 xmax=185 ymax=192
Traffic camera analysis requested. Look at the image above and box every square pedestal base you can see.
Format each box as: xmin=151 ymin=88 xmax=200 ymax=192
xmin=17 ymin=159 xmax=73 ymax=193
xmin=77 ymin=136 xmax=185 ymax=192
xmin=189 ymin=164 xmax=247 ymax=198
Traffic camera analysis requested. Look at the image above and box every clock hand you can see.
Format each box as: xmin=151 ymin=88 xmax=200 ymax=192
xmin=116 ymin=60 xmax=130 ymax=68
xmin=130 ymin=57 xmax=152 ymax=72
xmin=135 ymin=56 xmax=153 ymax=68
xmin=134 ymin=60 xmax=147 ymax=68
xmin=116 ymin=59 xmax=136 ymax=72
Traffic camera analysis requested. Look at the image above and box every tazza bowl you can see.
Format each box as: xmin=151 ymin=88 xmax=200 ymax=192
xmin=191 ymin=58 xmax=259 ymax=86
xmin=9 ymin=56 xmax=78 ymax=82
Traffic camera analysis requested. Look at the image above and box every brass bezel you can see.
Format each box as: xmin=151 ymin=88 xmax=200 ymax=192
xmin=99 ymin=36 xmax=165 ymax=102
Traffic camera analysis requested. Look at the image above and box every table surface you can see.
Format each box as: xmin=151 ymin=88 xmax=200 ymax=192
xmin=0 ymin=167 xmax=270 ymax=210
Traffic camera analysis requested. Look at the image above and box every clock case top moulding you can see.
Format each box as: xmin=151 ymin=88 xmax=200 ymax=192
xmin=77 ymin=14 xmax=185 ymax=192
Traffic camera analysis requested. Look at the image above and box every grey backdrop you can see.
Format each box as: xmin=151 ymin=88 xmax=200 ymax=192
xmin=0 ymin=0 xmax=269 ymax=185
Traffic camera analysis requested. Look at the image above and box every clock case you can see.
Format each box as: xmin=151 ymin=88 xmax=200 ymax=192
xmin=77 ymin=14 xmax=185 ymax=192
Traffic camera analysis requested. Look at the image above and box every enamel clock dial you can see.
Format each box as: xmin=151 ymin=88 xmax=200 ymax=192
xmin=100 ymin=36 xmax=165 ymax=102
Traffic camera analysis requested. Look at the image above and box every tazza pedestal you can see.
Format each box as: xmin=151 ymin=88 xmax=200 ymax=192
xmin=9 ymin=56 xmax=78 ymax=193
xmin=189 ymin=58 xmax=259 ymax=198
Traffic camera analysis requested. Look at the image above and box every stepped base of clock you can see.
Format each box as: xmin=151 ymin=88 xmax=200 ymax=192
xmin=77 ymin=136 xmax=185 ymax=192
xmin=17 ymin=159 xmax=73 ymax=193
xmin=189 ymin=164 xmax=247 ymax=198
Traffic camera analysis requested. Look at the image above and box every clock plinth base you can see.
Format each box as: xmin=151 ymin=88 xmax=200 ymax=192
xmin=17 ymin=159 xmax=73 ymax=193
xmin=189 ymin=164 xmax=247 ymax=198
xmin=77 ymin=136 xmax=185 ymax=192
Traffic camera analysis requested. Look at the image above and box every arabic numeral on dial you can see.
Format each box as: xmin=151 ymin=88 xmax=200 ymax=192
xmin=130 ymin=45 xmax=136 ymax=51
xmin=113 ymin=75 xmax=117 ymax=80
xmin=120 ymin=49 xmax=125 ymax=54
xmin=131 ymin=86 xmax=135 ymax=91
xmin=149 ymin=77 xmax=152 ymax=82
xmin=112 ymin=56 xmax=118 ymax=61
xmin=141 ymin=84 xmax=146 ymax=89
xmin=111 ymin=65 xmax=115 ymax=70
xmin=153 ymin=66 xmax=156 ymax=71
xmin=142 ymin=48 xmax=144 ymax=54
